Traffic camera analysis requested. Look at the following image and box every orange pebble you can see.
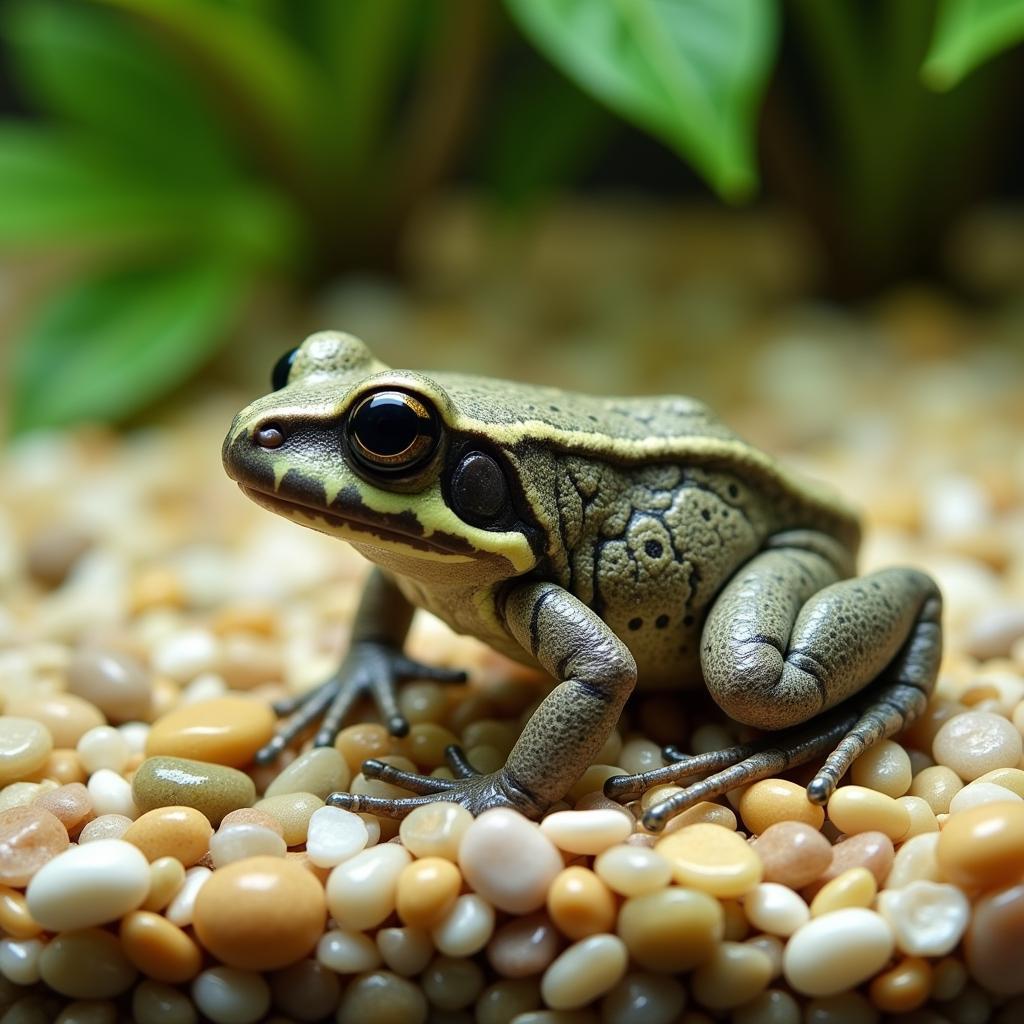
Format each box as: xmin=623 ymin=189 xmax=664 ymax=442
xmin=869 ymin=956 xmax=932 ymax=1013
xmin=547 ymin=866 xmax=616 ymax=940
xmin=334 ymin=723 xmax=393 ymax=774
xmin=739 ymin=779 xmax=825 ymax=834
xmin=396 ymin=857 xmax=461 ymax=928
xmin=120 ymin=910 xmax=202 ymax=983
xmin=122 ymin=806 xmax=213 ymax=866
xmin=0 ymin=884 xmax=42 ymax=938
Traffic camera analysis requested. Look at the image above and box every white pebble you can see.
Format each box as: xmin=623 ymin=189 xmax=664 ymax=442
xmin=431 ymin=894 xmax=496 ymax=957
xmin=305 ymin=805 xmax=369 ymax=868
xmin=153 ymin=630 xmax=219 ymax=684
xmin=539 ymin=809 xmax=632 ymax=855
xmin=77 ymin=726 xmax=131 ymax=775
xmin=541 ymin=933 xmax=628 ymax=1010
xmin=326 ymin=843 xmax=411 ymax=931
xmin=209 ymin=824 xmax=286 ymax=868
xmin=317 ymin=928 xmax=382 ymax=974
xmin=191 ymin=967 xmax=269 ymax=1024
xmin=876 ymin=880 xmax=970 ymax=957
xmin=118 ymin=722 xmax=150 ymax=754
xmin=782 ymin=908 xmax=895 ymax=996
xmin=87 ymin=768 xmax=138 ymax=817
xmin=0 ymin=937 xmax=44 ymax=985
xmin=948 ymin=781 xmax=1023 ymax=814
xmin=165 ymin=866 xmax=212 ymax=928
xmin=743 ymin=883 xmax=810 ymax=937
xmin=458 ymin=808 xmax=563 ymax=913
xmin=884 ymin=832 xmax=942 ymax=890
xmin=26 ymin=839 xmax=150 ymax=930
xmin=932 ymin=710 xmax=1023 ymax=780
xmin=180 ymin=672 xmax=228 ymax=705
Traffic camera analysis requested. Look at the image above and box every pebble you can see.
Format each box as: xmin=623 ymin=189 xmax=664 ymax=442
xmin=152 ymin=628 xmax=219 ymax=683
xmin=264 ymin=746 xmax=350 ymax=800
xmin=751 ymin=821 xmax=833 ymax=889
xmin=132 ymin=756 xmax=255 ymax=825
xmin=32 ymin=781 xmax=92 ymax=833
xmin=67 ymin=649 xmax=153 ymax=722
xmin=547 ymin=866 xmax=616 ymax=939
xmin=4 ymin=694 xmax=104 ymax=748
xmin=193 ymin=856 xmax=325 ymax=970
xmin=269 ymin=958 xmax=343 ymax=1022
xmin=691 ymin=940 xmax=773 ymax=1010
xmin=964 ymin=881 xmax=1024 ymax=995
xmin=782 ymin=908 xmax=895 ymax=996
xmin=145 ymin=697 xmax=275 ymax=767
xmin=477 ymin=978 xmax=542 ymax=1024
xmin=0 ymin=936 xmax=43 ymax=985
xmin=541 ymin=934 xmax=628 ymax=1010
xmin=123 ymin=806 xmax=213 ymax=865
xmin=0 ymin=717 xmax=53 ymax=784
xmin=335 ymin=970 xmax=427 ymax=1024
xmin=399 ymin=801 xmax=473 ymax=861
xmin=897 ymin=794 xmax=939 ymax=837
xmin=0 ymin=805 xmax=70 ymax=885
xmin=743 ymin=882 xmax=810 ymax=936
xmin=38 ymin=928 xmax=137 ymax=999
xmin=809 ymin=866 xmax=877 ymax=916
xmin=334 ymin=722 xmax=393 ymax=773
xmin=909 ymin=764 xmax=964 ymax=813
xmin=803 ymin=830 xmax=894 ymax=897
xmin=0 ymin=780 xmax=48 ymax=813
xmin=120 ymin=910 xmax=202 ymax=983
xmin=143 ymin=856 xmax=186 ymax=911
xmin=733 ymin=989 xmax=800 ymax=1024
xmin=616 ymin=887 xmax=723 ymax=972
xmin=34 ymin=747 xmax=87 ymax=786
xmin=593 ymin=844 xmax=673 ymax=896
xmin=396 ymin=856 xmax=461 ymax=928
xmin=885 ymin=832 xmax=942 ymax=889
xmin=377 ymin=925 xmax=435 ymax=976
xmin=656 ymin=822 xmax=762 ymax=898
xmin=305 ymin=805 xmax=368 ymax=867
xmin=975 ymin=766 xmax=1024 ymax=797
xmin=209 ymin=822 xmax=287 ymax=866
xmin=398 ymin=722 xmax=461 ymax=767
xmin=76 ymin=725 xmax=132 ymax=775
xmin=827 ymin=785 xmax=910 ymax=841
xmin=487 ymin=911 xmax=563 ymax=977
xmin=868 ymin=956 xmax=933 ymax=1014
xmin=191 ymin=966 xmax=270 ymax=1024
xmin=317 ymin=927 xmax=383 ymax=973
xmin=877 ymin=880 xmax=970 ymax=956
xmin=253 ymin=790 xmax=323 ymax=845
xmin=965 ymin=605 xmax=1024 ymax=661
xmin=421 ymin=954 xmax=484 ymax=1010
xmin=599 ymin=972 xmax=687 ymax=1024
xmin=936 ymin=800 xmax=1024 ymax=887
xmin=459 ymin=808 xmax=563 ymax=913
xmin=219 ymin=806 xmax=285 ymax=837
xmin=326 ymin=843 xmax=412 ymax=930
xmin=165 ymin=865 xmax=211 ymax=927
xmin=932 ymin=710 xmax=1023 ymax=780
xmin=26 ymin=838 xmax=150 ymax=929
xmin=88 ymin=767 xmax=138 ymax=817
xmin=949 ymin=779 xmax=1023 ymax=813
xmin=738 ymin=779 xmax=825 ymax=833
xmin=26 ymin=524 xmax=91 ymax=586
xmin=539 ymin=809 xmax=632 ymax=854
xmin=0 ymin=884 xmax=42 ymax=938
xmin=78 ymin=812 xmax=133 ymax=842
xmin=850 ymin=739 xmax=913 ymax=797
xmin=431 ymin=893 xmax=496 ymax=957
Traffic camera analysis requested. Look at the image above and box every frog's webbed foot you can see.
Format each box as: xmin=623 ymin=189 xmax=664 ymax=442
xmin=253 ymin=642 xmax=467 ymax=765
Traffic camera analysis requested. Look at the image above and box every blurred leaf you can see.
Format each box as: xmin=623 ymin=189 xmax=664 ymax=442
xmin=1 ymin=0 xmax=238 ymax=184
xmin=923 ymin=0 xmax=1024 ymax=88
xmin=11 ymin=260 xmax=247 ymax=432
xmin=505 ymin=0 xmax=779 ymax=199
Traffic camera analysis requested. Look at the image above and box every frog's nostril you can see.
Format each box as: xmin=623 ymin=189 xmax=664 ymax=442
xmin=254 ymin=424 xmax=285 ymax=449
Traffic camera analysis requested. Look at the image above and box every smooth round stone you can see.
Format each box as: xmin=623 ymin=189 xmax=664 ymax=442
xmin=77 ymin=726 xmax=131 ymax=776
xmin=877 ymin=880 xmax=970 ymax=956
xmin=744 ymin=882 xmax=810 ymax=937
xmin=809 ymin=867 xmax=877 ymax=917
xmin=600 ymin=972 xmax=686 ymax=1024
xmin=132 ymin=756 xmax=255 ymax=826
xmin=909 ymin=765 xmax=964 ymax=814
xmin=219 ymin=807 xmax=285 ymax=837
xmin=33 ymin=782 xmax=92 ymax=833
xmin=0 ymin=805 xmax=70 ymax=885
xmin=132 ymin=979 xmax=199 ymax=1024
xmin=458 ymin=808 xmax=564 ymax=914
xmin=336 ymin=971 xmax=427 ymax=1024
xmin=145 ymin=698 xmax=275 ymax=768
xmin=120 ymin=910 xmax=202 ymax=984
xmin=263 ymin=747 xmax=350 ymax=801
xmin=26 ymin=838 xmax=149 ymax=930
xmin=885 ymin=832 xmax=942 ymax=890
xmin=0 ymin=884 xmax=42 ymax=939
xmin=691 ymin=940 xmax=774 ymax=1010
xmin=937 ymin=799 xmax=1024 ymax=887
xmin=783 ymin=908 xmax=895 ymax=996
xmin=547 ymin=866 xmax=616 ymax=940
xmin=431 ymin=893 xmax=495 ymax=957
xmin=165 ymin=866 xmax=211 ymax=928
xmin=123 ymin=806 xmax=213 ymax=866
xmin=0 ymin=717 xmax=53 ymax=785
xmin=152 ymin=629 xmax=219 ymax=685
xmin=67 ymin=649 xmax=153 ymax=723
xmin=326 ymin=843 xmax=411 ymax=931
xmin=850 ymin=739 xmax=913 ymax=798
xmin=396 ymin=856 xmax=461 ymax=929
xmin=593 ymin=844 xmax=672 ymax=897
xmin=656 ymin=822 xmax=762 ymax=898
xmin=965 ymin=881 xmax=1024 ymax=994
xmin=949 ymin=780 xmax=1023 ymax=813
xmin=4 ymin=694 xmax=104 ymax=748
xmin=616 ymin=887 xmax=724 ymax=972
xmin=398 ymin=801 xmax=473 ymax=861
xmin=143 ymin=856 xmax=187 ymax=912
xmin=539 ymin=808 xmax=632 ymax=855
xmin=487 ymin=911 xmax=563 ymax=978
xmin=541 ymin=934 xmax=627 ymax=1010
xmin=305 ymin=805 xmax=368 ymax=868
xmin=421 ymin=954 xmax=484 ymax=1011
xmin=317 ymin=927 xmax=382 ymax=973
xmin=827 ymin=785 xmax=911 ymax=841
xmin=209 ymin=823 xmax=286 ymax=867
xmin=88 ymin=768 xmax=138 ymax=818
xmin=38 ymin=928 xmax=137 ymax=999
xmin=191 ymin=966 xmax=270 ymax=1024
xmin=79 ymin=813 xmax=133 ymax=843
xmin=193 ymin=856 xmax=325 ymax=970
xmin=0 ymin=936 xmax=44 ymax=985
xmin=270 ymin=958 xmax=343 ymax=1022
xmin=253 ymin=791 xmax=323 ymax=845
xmin=802 ymin=831 xmax=893 ymax=898
xmin=752 ymin=821 xmax=833 ymax=889
xmin=739 ymin=779 xmax=825 ymax=834
xmin=933 ymin=710 xmax=1023 ymax=780
xmin=477 ymin=978 xmax=543 ymax=1024
xmin=377 ymin=925 xmax=435 ymax=977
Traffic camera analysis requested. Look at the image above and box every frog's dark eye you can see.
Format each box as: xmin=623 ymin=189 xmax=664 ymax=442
xmin=450 ymin=452 xmax=508 ymax=526
xmin=271 ymin=347 xmax=299 ymax=391
xmin=347 ymin=390 xmax=439 ymax=474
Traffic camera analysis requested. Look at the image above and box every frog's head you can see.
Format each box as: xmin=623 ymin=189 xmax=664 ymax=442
xmin=223 ymin=331 xmax=544 ymax=586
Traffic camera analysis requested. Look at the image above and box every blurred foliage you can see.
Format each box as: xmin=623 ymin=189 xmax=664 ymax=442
xmin=1 ymin=0 xmax=1023 ymax=432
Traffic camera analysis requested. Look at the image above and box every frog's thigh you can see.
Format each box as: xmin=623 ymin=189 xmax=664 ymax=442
xmin=702 ymin=547 xmax=942 ymax=731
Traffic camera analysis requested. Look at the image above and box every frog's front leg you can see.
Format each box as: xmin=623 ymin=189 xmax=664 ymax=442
xmin=254 ymin=568 xmax=467 ymax=764
xmin=607 ymin=531 xmax=942 ymax=830
xmin=327 ymin=581 xmax=637 ymax=819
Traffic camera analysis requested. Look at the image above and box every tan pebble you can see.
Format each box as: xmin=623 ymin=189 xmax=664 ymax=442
xmin=884 ymin=832 xmax=942 ymax=889
xmin=656 ymin=822 xmax=762 ymax=898
xmin=210 ymin=601 xmax=278 ymax=638
xmin=219 ymin=806 xmax=285 ymax=837
xmin=660 ymin=800 xmax=736 ymax=834
xmin=122 ymin=806 xmax=213 ymax=865
xmin=336 ymin=970 xmax=427 ymax=1024
xmin=269 ymin=958 xmax=342 ymax=1022
xmin=79 ymin=813 xmax=133 ymax=843
xmin=936 ymin=799 xmax=1024 ymax=887
xmin=5 ymin=694 xmax=104 ymax=750
xmin=949 ymin=779 xmax=1023 ymax=813
xmin=932 ymin=710 xmax=1023 ymax=780
xmin=217 ymin=634 xmax=283 ymax=689
xmin=431 ymin=893 xmax=495 ymax=957
xmin=617 ymin=887 xmax=723 ymax=972
xmin=930 ymin=955 xmax=967 ymax=1001
xmin=640 ymin=783 xmax=682 ymax=812
xmin=600 ymin=973 xmax=686 ymax=1024
xmin=973 ymin=766 xmax=1024 ymax=797
xmin=254 ymin=791 xmax=323 ymax=845
xmin=150 ymin=677 xmax=181 ymax=720
xmin=397 ymin=681 xmax=448 ymax=726
xmin=145 ymin=697 xmax=274 ymax=767
xmin=732 ymin=988 xmax=800 ymax=1024
xmin=752 ymin=821 xmax=833 ymax=889
xmin=477 ymin=978 xmax=542 ymax=1024
xmin=692 ymin=940 xmax=773 ymax=1010
xmin=593 ymin=843 xmax=672 ymax=896
xmin=867 ymin=955 xmax=932 ymax=1013
xmin=465 ymin=744 xmax=504 ymax=774
xmin=326 ymin=843 xmax=411 ymax=930
xmin=964 ymin=880 xmax=1024 ymax=995
xmin=744 ymin=933 xmax=785 ymax=979
xmin=902 ymin=698 xmax=965 ymax=750
xmin=739 ymin=779 xmax=825 ymax=834
xmin=828 ymin=785 xmax=910 ymax=841
xmin=132 ymin=756 xmax=255 ymax=826
xmin=263 ymin=745 xmax=350 ymax=800
xmin=32 ymin=781 xmax=92 ymax=834
xmin=376 ymin=925 xmax=435 ymax=977
xmin=721 ymin=898 xmax=749 ymax=941
xmin=896 ymin=795 xmax=939 ymax=838
xmin=803 ymin=830 xmax=894 ymax=898
xmin=547 ymin=866 xmax=616 ymax=940
xmin=617 ymin=738 xmax=664 ymax=774
xmin=193 ymin=855 xmax=325 ymax=970
xmin=810 ymin=867 xmax=877 ymax=916
xmin=30 ymin=748 xmax=86 ymax=786
xmin=568 ymin=764 xmax=623 ymax=802
xmin=142 ymin=856 xmax=186 ymax=911
xmin=0 ymin=716 xmax=53 ymax=784
xmin=25 ymin=523 xmax=91 ymax=585
xmin=396 ymin=722 xmax=460 ymax=768
xmin=398 ymin=801 xmax=472 ymax=861
xmin=487 ymin=911 xmax=563 ymax=977
xmin=574 ymin=791 xmax=634 ymax=818
xmin=120 ymin=910 xmax=202 ymax=983
xmin=334 ymin=722 xmax=393 ymax=774
xmin=396 ymin=856 xmax=461 ymax=928
xmin=128 ymin=566 xmax=185 ymax=615
xmin=66 ymin=649 xmax=152 ymax=723
xmin=38 ymin=928 xmax=137 ymax=999
xmin=421 ymin=954 xmax=485 ymax=1011
xmin=540 ymin=809 xmax=632 ymax=854
xmin=0 ymin=805 xmax=70 ymax=885
xmin=909 ymin=764 xmax=963 ymax=814
xmin=541 ymin=934 xmax=628 ymax=1010
xmin=0 ymin=884 xmax=42 ymax=938
xmin=850 ymin=739 xmax=913 ymax=797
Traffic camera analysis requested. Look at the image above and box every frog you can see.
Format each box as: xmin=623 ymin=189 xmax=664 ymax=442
xmin=222 ymin=331 xmax=942 ymax=831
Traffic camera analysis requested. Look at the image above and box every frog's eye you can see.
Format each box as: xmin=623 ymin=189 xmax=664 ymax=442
xmin=347 ymin=390 xmax=439 ymax=474
xmin=271 ymin=347 xmax=299 ymax=391
xmin=450 ymin=451 xmax=508 ymax=526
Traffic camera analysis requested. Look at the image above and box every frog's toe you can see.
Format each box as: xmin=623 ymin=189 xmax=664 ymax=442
xmin=443 ymin=744 xmax=480 ymax=779
xmin=360 ymin=758 xmax=457 ymax=795
xmin=326 ymin=790 xmax=440 ymax=818
xmin=254 ymin=676 xmax=347 ymax=765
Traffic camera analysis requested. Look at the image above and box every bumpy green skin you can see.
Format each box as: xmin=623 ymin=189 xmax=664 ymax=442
xmin=223 ymin=332 xmax=942 ymax=827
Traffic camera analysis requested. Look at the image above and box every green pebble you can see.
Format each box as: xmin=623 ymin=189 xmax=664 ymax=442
xmin=132 ymin=756 xmax=255 ymax=826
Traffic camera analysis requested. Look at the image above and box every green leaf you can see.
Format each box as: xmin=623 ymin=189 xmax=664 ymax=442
xmin=1 ymin=0 xmax=238 ymax=184
xmin=505 ymin=0 xmax=779 ymax=199
xmin=923 ymin=0 xmax=1024 ymax=89
xmin=11 ymin=260 xmax=247 ymax=432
